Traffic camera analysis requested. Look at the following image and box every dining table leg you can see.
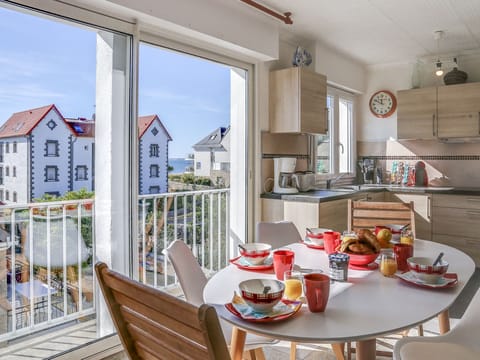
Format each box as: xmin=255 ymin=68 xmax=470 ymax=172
xmin=355 ymin=339 xmax=376 ymax=360
xmin=438 ymin=310 xmax=450 ymax=334
xmin=230 ymin=326 xmax=247 ymax=360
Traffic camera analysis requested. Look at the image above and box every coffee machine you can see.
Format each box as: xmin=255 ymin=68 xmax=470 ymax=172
xmin=273 ymin=157 xmax=298 ymax=194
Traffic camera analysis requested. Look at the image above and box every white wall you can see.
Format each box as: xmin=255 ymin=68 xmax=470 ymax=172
xmin=1 ymin=137 xmax=28 ymax=203
xmin=72 ymin=137 xmax=94 ymax=191
xmin=193 ymin=151 xmax=211 ymax=177
xmin=315 ymin=41 xmax=366 ymax=94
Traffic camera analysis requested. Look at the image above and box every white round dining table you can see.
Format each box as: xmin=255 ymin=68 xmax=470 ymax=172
xmin=203 ymin=240 xmax=476 ymax=360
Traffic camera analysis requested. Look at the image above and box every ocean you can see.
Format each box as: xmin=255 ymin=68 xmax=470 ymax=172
xmin=169 ymin=158 xmax=194 ymax=174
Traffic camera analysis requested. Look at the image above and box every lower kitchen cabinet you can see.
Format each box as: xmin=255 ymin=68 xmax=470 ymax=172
xmin=432 ymin=194 xmax=480 ymax=266
xmin=283 ymin=199 xmax=348 ymax=233
xmin=261 ymin=199 xmax=284 ymax=223
xmin=386 ymin=192 xmax=432 ymax=240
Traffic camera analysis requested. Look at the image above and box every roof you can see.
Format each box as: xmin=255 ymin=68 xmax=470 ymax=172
xmin=0 ymin=104 xmax=73 ymax=138
xmin=138 ymin=115 xmax=172 ymax=140
xmin=192 ymin=127 xmax=229 ymax=151
xmin=64 ymin=118 xmax=95 ymax=137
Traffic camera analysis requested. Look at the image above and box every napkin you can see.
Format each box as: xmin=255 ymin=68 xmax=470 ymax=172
xmin=231 ymin=292 xmax=301 ymax=320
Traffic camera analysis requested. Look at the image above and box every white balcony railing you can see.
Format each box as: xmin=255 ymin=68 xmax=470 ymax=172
xmin=0 ymin=188 xmax=231 ymax=343
xmin=138 ymin=188 xmax=230 ymax=289
xmin=0 ymin=199 xmax=95 ymax=342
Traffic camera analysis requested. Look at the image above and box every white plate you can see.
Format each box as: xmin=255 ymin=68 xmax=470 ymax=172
xmin=397 ymin=271 xmax=457 ymax=288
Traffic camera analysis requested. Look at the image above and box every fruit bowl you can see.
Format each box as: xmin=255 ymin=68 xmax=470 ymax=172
xmin=345 ymin=252 xmax=379 ymax=266
xmin=239 ymin=243 xmax=272 ymax=265
xmin=407 ymin=257 xmax=449 ymax=284
xmin=239 ymin=279 xmax=285 ymax=313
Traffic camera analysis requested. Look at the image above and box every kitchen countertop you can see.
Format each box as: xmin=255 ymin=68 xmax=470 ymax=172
xmin=260 ymin=185 xmax=480 ymax=203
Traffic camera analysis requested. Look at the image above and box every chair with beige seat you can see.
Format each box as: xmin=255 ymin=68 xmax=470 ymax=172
xmin=164 ymin=240 xmax=276 ymax=360
xmin=95 ymin=262 xmax=231 ymax=360
xmin=393 ymin=287 xmax=480 ymax=360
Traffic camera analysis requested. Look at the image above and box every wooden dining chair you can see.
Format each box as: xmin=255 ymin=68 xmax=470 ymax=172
xmin=255 ymin=221 xmax=346 ymax=360
xmin=347 ymin=200 xmax=421 ymax=358
xmin=95 ymin=262 xmax=231 ymax=360
xmin=163 ymin=240 xmax=276 ymax=360
xmin=348 ymin=200 xmax=416 ymax=237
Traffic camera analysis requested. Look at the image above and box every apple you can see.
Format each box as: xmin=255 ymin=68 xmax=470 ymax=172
xmin=377 ymin=228 xmax=392 ymax=248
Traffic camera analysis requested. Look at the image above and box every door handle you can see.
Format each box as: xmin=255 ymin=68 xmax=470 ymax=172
xmin=432 ymin=114 xmax=436 ymax=136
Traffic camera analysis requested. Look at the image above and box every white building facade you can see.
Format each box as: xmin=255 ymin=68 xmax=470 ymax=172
xmin=0 ymin=106 xmax=171 ymax=203
xmin=138 ymin=115 xmax=172 ymax=195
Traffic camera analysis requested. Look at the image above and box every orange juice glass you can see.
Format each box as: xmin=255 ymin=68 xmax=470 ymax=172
xmin=400 ymin=229 xmax=414 ymax=245
xmin=380 ymin=251 xmax=397 ymax=277
xmin=284 ymin=270 xmax=303 ymax=300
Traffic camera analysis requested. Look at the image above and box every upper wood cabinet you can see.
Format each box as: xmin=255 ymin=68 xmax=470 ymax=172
xmin=269 ymin=67 xmax=327 ymax=134
xmin=437 ymin=82 xmax=480 ymax=138
xmin=397 ymin=87 xmax=437 ymax=139
xmin=397 ymin=82 xmax=480 ymax=139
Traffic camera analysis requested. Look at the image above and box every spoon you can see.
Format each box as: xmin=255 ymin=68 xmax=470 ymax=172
xmin=400 ymin=223 xmax=410 ymax=232
xmin=433 ymin=252 xmax=444 ymax=266
xmin=263 ymin=286 xmax=271 ymax=295
xmin=238 ymin=244 xmax=247 ymax=252
xmin=306 ymin=228 xmax=314 ymax=235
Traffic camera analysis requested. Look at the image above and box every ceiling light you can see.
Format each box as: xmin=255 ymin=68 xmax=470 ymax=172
xmin=433 ymin=30 xmax=445 ymax=77
xmin=435 ymin=60 xmax=444 ymax=76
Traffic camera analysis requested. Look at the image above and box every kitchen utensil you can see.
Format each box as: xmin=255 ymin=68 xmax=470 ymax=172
xmin=433 ymin=252 xmax=444 ymax=266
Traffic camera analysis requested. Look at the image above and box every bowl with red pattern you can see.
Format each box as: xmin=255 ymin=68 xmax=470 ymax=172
xmin=238 ymin=243 xmax=272 ymax=265
xmin=239 ymin=279 xmax=284 ymax=313
xmin=407 ymin=256 xmax=449 ymax=284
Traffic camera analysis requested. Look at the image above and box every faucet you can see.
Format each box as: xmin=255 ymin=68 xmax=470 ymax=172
xmin=326 ymin=173 xmax=347 ymax=189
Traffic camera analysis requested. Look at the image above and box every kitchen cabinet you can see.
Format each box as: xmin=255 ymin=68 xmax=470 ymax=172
xmin=351 ymin=191 xmax=385 ymax=202
xmin=386 ymin=192 xmax=432 ymax=240
xmin=397 ymin=87 xmax=437 ymax=139
xmin=261 ymin=199 xmax=284 ymax=223
xmin=437 ymin=82 xmax=480 ymax=138
xmin=269 ymin=67 xmax=327 ymax=134
xmin=432 ymin=194 xmax=480 ymax=266
xmin=283 ymin=199 xmax=348 ymax=234
xmin=397 ymin=82 xmax=480 ymax=140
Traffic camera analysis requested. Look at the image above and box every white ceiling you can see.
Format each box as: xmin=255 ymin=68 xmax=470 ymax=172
xmin=259 ymin=0 xmax=480 ymax=66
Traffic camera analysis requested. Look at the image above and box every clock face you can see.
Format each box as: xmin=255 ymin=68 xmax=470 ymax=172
xmin=369 ymin=90 xmax=397 ymax=118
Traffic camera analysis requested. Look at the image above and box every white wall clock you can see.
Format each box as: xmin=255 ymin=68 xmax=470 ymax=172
xmin=369 ymin=90 xmax=397 ymax=118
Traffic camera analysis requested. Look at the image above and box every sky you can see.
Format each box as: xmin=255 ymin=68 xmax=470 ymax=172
xmin=0 ymin=5 xmax=231 ymax=158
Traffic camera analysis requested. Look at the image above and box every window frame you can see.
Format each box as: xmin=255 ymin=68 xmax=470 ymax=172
xmin=45 ymin=165 xmax=59 ymax=182
xmin=316 ymin=86 xmax=356 ymax=176
xmin=45 ymin=140 xmax=59 ymax=157
xmin=149 ymin=164 xmax=159 ymax=178
xmin=75 ymin=165 xmax=88 ymax=180
xmin=149 ymin=143 xmax=159 ymax=157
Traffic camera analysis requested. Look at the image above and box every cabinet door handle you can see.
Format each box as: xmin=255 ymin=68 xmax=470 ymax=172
xmin=325 ymin=108 xmax=329 ymax=132
xmin=432 ymin=114 xmax=436 ymax=136
xmin=466 ymin=210 xmax=480 ymax=216
xmin=427 ymin=196 xmax=431 ymax=220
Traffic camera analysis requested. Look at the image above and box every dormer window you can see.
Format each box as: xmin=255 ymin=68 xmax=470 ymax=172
xmin=45 ymin=140 xmax=59 ymax=157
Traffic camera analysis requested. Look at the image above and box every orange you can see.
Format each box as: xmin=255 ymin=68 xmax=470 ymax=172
xmin=377 ymin=228 xmax=392 ymax=248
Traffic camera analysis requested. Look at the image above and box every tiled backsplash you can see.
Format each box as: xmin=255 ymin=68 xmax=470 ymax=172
xmin=358 ymin=140 xmax=480 ymax=187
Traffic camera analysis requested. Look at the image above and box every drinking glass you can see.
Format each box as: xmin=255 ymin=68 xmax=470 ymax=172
xmin=283 ymin=270 xmax=303 ymax=301
xmin=380 ymin=251 xmax=397 ymax=277
xmin=400 ymin=229 xmax=414 ymax=245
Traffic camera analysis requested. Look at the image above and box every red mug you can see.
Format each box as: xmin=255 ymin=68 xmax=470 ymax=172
xmin=394 ymin=243 xmax=414 ymax=272
xmin=273 ymin=249 xmax=295 ymax=280
xmin=303 ymin=273 xmax=330 ymax=312
xmin=323 ymin=231 xmax=341 ymax=254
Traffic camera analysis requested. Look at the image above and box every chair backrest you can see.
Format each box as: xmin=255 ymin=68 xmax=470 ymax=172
xmin=95 ymin=262 xmax=230 ymax=360
xmin=256 ymin=221 xmax=302 ymax=248
xmin=163 ymin=240 xmax=208 ymax=306
xmin=348 ymin=200 xmax=416 ymax=236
